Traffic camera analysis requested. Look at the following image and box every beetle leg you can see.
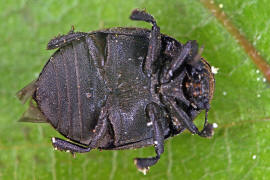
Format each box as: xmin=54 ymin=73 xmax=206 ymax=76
xmin=160 ymin=71 xmax=190 ymax=107
xmin=161 ymin=41 xmax=196 ymax=83
xmin=47 ymin=31 xmax=87 ymax=50
xmin=169 ymin=97 xmax=214 ymax=137
xmin=51 ymin=137 xmax=91 ymax=154
xmin=198 ymin=110 xmax=214 ymax=137
xmin=134 ymin=103 xmax=164 ymax=174
xmin=130 ymin=9 xmax=161 ymax=76
xmin=167 ymin=97 xmax=199 ymax=134
xmin=89 ymin=106 xmax=109 ymax=148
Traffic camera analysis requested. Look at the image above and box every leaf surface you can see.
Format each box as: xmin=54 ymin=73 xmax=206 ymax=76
xmin=1 ymin=0 xmax=270 ymax=179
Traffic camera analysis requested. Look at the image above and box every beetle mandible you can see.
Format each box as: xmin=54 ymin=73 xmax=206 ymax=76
xmin=17 ymin=9 xmax=215 ymax=174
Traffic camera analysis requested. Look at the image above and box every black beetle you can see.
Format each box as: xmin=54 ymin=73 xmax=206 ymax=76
xmin=17 ymin=9 xmax=215 ymax=174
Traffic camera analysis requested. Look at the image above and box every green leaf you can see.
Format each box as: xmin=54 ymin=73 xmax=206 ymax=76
xmin=1 ymin=0 xmax=270 ymax=179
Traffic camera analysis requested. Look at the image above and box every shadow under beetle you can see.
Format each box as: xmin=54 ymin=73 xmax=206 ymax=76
xmin=17 ymin=9 xmax=215 ymax=174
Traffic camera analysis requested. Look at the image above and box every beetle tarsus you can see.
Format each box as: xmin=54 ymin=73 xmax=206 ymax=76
xmin=199 ymin=123 xmax=214 ymax=137
xmin=134 ymin=156 xmax=160 ymax=175
xmin=51 ymin=137 xmax=91 ymax=153
xmin=130 ymin=9 xmax=156 ymax=25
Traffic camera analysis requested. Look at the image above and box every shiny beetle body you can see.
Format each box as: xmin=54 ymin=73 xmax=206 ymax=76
xmin=18 ymin=9 xmax=215 ymax=174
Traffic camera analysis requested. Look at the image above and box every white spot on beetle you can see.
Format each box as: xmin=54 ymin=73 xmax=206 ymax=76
xmin=213 ymin=123 xmax=218 ymax=128
xmin=138 ymin=56 xmax=144 ymax=60
xmin=66 ymin=150 xmax=70 ymax=153
xmin=142 ymin=168 xmax=148 ymax=175
xmin=52 ymin=137 xmax=56 ymax=143
xmin=128 ymin=58 xmax=132 ymax=61
xmin=211 ymin=66 xmax=219 ymax=74
xmin=154 ymin=141 xmax=158 ymax=145
xmin=147 ymin=122 xmax=153 ymax=127
xmin=191 ymin=103 xmax=197 ymax=109
xmin=136 ymin=166 xmax=148 ymax=175
xmin=85 ymin=93 xmax=91 ymax=98
xmin=54 ymin=147 xmax=58 ymax=151
xmin=168 ymin=70 xmax=173 ymax=77
xmin=118 ymin=83 xmax=124 ymax=88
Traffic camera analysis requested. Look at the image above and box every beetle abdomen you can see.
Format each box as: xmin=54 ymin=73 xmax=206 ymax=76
xmin=36 ymin=37 xmax=107 ymax=144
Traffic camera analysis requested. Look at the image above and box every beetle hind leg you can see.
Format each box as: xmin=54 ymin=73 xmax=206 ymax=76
xmin=134 ymin=103 xmax=164 ymax=174
xmin=51 ymin=137 xmax=91 ymax=155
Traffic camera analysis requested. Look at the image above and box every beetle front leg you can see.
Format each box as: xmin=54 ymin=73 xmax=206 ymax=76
xmin=168 ymin=97 xmax=199 ymax=134
xmin=47 ymin=27 xmax=86 ymax=50
xmin=161 ymin=41 xmax=197 ymax=83
xmin=169 ymin=97 xmax=214 ymax=137
xmin=130 ymin=9 xmax=161 ymax=76
xmin=198 ymin=110 xmax=214 ymax=138
xmin=134 ymin=103 xmax=164 ymax=174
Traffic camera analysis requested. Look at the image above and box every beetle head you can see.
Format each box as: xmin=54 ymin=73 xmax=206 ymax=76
xmin=184 ymin=58 xmax=215 ymax=111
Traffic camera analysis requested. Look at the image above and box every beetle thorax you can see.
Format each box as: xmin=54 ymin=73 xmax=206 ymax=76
xmin=159 ymin=58 xmax=214 ymax=112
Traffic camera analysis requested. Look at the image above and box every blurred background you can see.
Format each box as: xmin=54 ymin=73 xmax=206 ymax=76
xmin=1 ymin=0 xmax=270 ymax=179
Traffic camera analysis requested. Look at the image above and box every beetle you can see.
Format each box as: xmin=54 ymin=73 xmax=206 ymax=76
xmin=17 ymin=9 xmax=215 ymax=174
